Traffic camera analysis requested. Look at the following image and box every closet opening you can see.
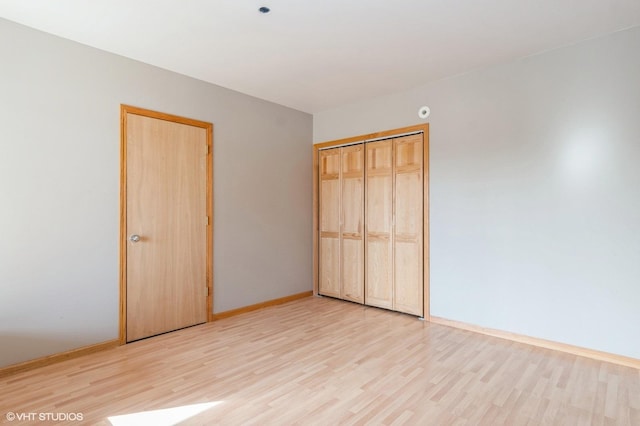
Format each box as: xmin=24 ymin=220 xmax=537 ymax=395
xmin=312 ymin=124 xmax=429 ymax=319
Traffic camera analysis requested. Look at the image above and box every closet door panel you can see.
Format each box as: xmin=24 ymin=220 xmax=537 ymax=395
xmin=395 ymin=242 xmax=422 ymax=315
xmin=395 ymin=172 xmax=422 ymax=236
xmin=319 ymin=149 xmax=341 ymax=298
xmin=320 ymin=178 xmax=340 ymax=232
xmin=342 ymin=238 xmax=364 ymax=302
xmin=366 ymin=238 xmax=392 ymax=308
xmin=341 ymin=147 xmax=363 ymax=235
xmin=366 ymin=141 xmax=393 ymax=309
xmin=342 ymin=178 xmax=362 ymax=233
xmin=341 ymin=145 xmax=364 ymax=303
xmin=394 ymin=135 xmax=423 ymax=316
xmin=320 ymin=238 xmax=340 ymax=297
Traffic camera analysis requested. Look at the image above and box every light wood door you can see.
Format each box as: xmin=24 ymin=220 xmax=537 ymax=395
xmin=341 ymin=145 xmax=364 ymax=303
xmin=313 ymin=124 xmax=428 ymax=319
xmin=319 ymin=148 xmax=341 ymax=298
xmin=365 ymin=140 xmax=394 ymax=309
xmin=124 ymin=111 xmax=209 ymax=342
xmin=393 ymin=135 xmax=423 ymax=315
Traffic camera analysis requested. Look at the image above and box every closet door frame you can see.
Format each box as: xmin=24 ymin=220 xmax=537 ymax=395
xmin=312 ymin=124 xmax=430 ymax=319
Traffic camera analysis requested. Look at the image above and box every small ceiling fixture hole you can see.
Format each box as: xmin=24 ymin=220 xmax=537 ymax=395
xmin=259 ymin=6 xmax=270 ymax=14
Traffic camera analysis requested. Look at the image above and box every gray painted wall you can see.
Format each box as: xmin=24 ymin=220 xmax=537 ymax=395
xmin=314 ymin=27 xmax=640 ymax=359
xmin=0 ymin=19 xmax=312 ymax=367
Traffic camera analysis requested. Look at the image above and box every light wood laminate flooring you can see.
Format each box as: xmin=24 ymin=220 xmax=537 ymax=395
xmin=1 ymin=297 xmax=639 ymax=425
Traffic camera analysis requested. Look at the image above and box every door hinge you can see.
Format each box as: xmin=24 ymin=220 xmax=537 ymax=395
xmin=206 ymin=286 xmax=210 ymax=296
xmin=206 ymin=216 xmax=210 ymax=226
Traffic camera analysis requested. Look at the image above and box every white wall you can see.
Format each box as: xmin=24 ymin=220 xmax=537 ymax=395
xmin=314 ymin=27 xmax=640 ymax=359
xmin=0 ymin=19 xmax=312 ymax=367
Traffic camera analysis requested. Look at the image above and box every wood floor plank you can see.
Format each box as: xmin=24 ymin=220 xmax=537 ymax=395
xmin=1 ymin=296 xmax=638 ymax=425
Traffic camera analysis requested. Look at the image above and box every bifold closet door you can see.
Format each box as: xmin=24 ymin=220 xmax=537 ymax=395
xmin=365 ymin=140 xmax=394 ymax=309
xmin=319 ymin=149 xmax=341 ymax=298
xmin=320 ymin=136 xmax=423 ymax=315
xmin=365 ymin=135 xmax=424 ymax=316
xmin=341 ymin=145 xmax=364 ymax=303
xmin=393 ymin=135 xmax=423 ymax=315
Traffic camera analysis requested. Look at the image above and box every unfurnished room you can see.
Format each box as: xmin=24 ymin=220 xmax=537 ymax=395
xmin=1 ymin=1 xmax=639 ymax=425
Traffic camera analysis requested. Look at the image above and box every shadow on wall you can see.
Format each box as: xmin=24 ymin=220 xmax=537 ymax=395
xmin=0 ymin=333 xmax=91 ymax=368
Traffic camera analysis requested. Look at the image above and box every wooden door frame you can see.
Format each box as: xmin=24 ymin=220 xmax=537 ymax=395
xmin=312 ymin=124 xmax=430 ymax=320
xmin=119 ymin=104 xmax=214 ymax=345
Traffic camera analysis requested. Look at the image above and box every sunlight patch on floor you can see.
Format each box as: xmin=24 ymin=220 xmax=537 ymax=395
xmin=108 ymin=401 xmax=222 ymax=426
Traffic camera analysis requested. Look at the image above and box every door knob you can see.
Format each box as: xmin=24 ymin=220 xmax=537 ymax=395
xmin=129 ymin=234 xmax=141 ymax=243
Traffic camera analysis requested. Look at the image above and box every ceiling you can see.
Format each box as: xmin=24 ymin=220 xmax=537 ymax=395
xmin=1 ymin=1 xmax=640 ymax=113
